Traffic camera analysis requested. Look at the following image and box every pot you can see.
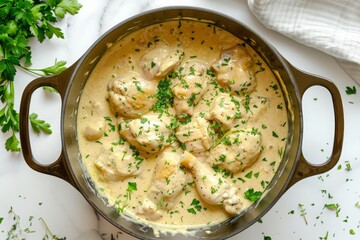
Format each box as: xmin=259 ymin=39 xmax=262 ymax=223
xmin=19 ymin=7 xmax=344 ymax=240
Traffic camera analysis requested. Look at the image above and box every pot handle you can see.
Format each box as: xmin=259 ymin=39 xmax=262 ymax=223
xmin=287 ymin=64 xmax=344 ymax=188
xmin=19 ymin=62 xmax=78 ymax=187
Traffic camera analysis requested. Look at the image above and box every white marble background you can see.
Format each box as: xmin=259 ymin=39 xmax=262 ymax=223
xmin=0 ymin=0 xmax=359 ymax=239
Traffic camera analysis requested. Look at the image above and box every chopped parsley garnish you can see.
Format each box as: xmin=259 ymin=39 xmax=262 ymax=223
xmin=187 ymin=198 xmax=202 ymax=214
xmin=151 ymin=77 xmax=174 ymax=114
xmin=272 ymin=131 xmax=279 ymax=138
xmin=187 ymin=93 xmax=197 ymax=106
xmin=245 ymin=171 xmax=253 ymax=179
xmin=255 ymin=60 xmax=265 ymax=74
xmin=244 ymin=188 xmax=262 ymax=202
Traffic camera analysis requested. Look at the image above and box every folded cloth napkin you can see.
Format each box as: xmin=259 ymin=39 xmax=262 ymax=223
xmin=248 ymin=0 xmax=360 ymax=84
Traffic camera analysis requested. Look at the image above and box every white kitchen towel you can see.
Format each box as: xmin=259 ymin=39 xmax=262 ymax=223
xmin=248 ymin=0 xmax=360 ymax=84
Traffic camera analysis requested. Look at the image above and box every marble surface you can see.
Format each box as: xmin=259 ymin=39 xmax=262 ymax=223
xmin=1 ymin=0 xmax=359 ymax=239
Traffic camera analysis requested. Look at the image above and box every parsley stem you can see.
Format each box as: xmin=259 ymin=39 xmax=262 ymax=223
xmin=18 ymin=66 xmax=45 ymax=77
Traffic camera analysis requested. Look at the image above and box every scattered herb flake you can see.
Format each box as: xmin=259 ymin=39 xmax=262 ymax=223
xmin=345 ymin=161 xmax=352 ymax=171
xmin=299 ymin=204 xmax=308 ymax=225
xmin=324 ymin=203 xmax=340 ymax=217
xmin=320 ymin=231 xmax=329 ymax=240
xmin=345 ymin=86 xmax=356 ymax=95
xmin=39 ymin=217 xmax=67 ymax=240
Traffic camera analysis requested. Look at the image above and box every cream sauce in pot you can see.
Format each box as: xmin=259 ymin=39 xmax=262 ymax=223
xmin=77 ymin=20 xmax=288 ymax=230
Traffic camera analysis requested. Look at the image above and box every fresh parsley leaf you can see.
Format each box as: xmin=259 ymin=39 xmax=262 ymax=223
xmin=5 ymin=133 xmax=20 ymax=152
xmin=345 ymin=86 xmax=356 ymax=95
xmin=54 ymin=0 xmax=82 ymax=18
xmin=43 ymin=86 xmax=58 ymax=93
xmin=0 ymin=0 xmax=82 ymax=151
xmin=29 ymin=113 xmax=52 ymax=134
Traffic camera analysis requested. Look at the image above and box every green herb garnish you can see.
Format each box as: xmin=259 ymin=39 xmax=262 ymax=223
xmin=151 ymin=77 xmax=174 ymax=114
xmin=0 ymin=0 xmax=82 ymax=151
xmin=299 ymin=203 xmax=308 ymax=225
xmin=29 ymin=113 xmax=52 ymax=134
xmin=324 ymin=203 xmax=340 ymax=217
xmin=39 ymin=217 xmax=67 ymax=240
xmin=244 ymin=188 xmax=262 ymax=202
xmin=187 ymin=198 xmax=202 ymax=214
xmin=345 ymin=86 xmax=356 ymax=95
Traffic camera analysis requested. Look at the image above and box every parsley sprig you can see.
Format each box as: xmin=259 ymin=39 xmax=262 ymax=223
xmin=29 ymin=113 xmax=52 ymax=134
xmin=0 ymin=0 xmax=82 ymax=151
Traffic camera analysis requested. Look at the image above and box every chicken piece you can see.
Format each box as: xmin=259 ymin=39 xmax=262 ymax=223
xmin=137 ymin=149 xmax=188 ymax=220
xmin=212 ymin=46 xmax=256 ymax=95
xmin=208 ymin=129 xmax=261 ymax=174
xmin=140 ymin=46 xmax=184 ymax=80
xmin=172 ymin=61 xmax=209 ymax=117
xmin=94 ymin=143 xmax=141 ymax=182
xmin=107 ymin=72 xmax=157 ymax=118
xmin=180 ymin=152 xmax=243 ymax=215
xmin=205 ymin=92 xmax=242 ymax=131
xmin=81 ymin=100 xmax=106 ymax=141
xmin=118 ymin=112 xmax=173 ymax=153
xmin=176 ymin=116 xmax=216 ymax=153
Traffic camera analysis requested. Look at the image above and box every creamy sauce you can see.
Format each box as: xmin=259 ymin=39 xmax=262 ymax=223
xmin=77 ymin=20 xmax=288 ymax=230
